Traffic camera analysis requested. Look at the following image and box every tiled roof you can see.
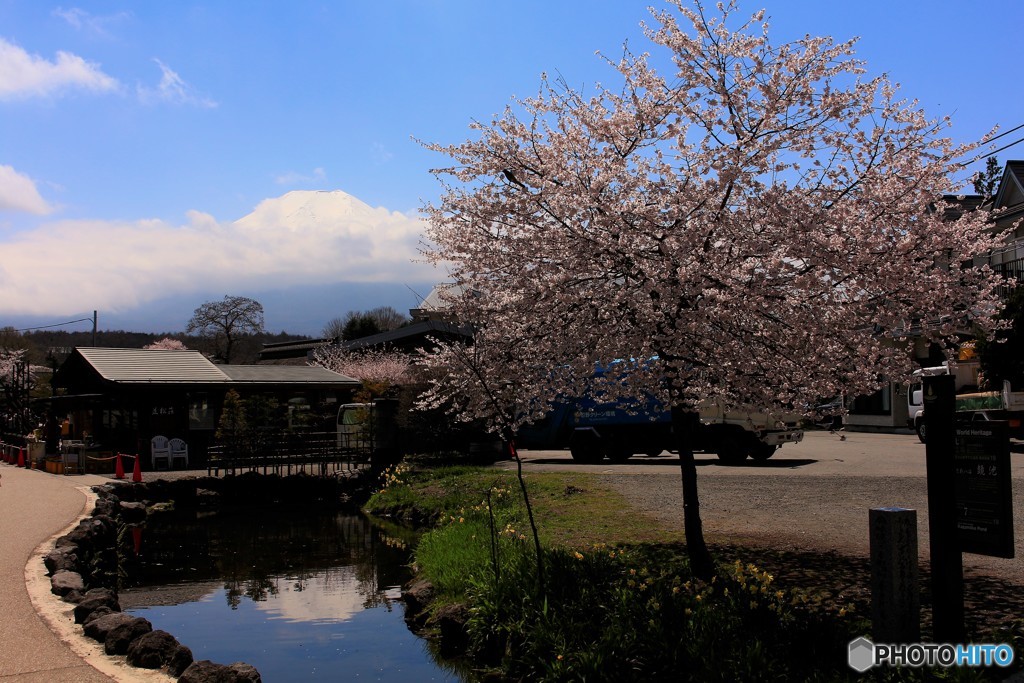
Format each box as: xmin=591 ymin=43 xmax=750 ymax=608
xmin=218 ymin=365 xmax=358 ymax=385
xmin=257 ymin=338 xmax=334 ymax=361
xmin=340 ymin=320 xmax=474 ymax=352
xmin=75 ymin=347 xmax=229 ymax=383
xmin=71 ymin=347 xmax=358 ymax=385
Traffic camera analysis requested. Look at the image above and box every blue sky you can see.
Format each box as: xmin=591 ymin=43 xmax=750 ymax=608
xmin=2 ymin=1 xmax=1023 ymax=337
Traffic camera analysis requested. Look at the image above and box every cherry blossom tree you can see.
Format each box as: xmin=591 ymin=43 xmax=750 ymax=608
xmin=420 ymin=0 xmax=1008 ymax=578
xmin=312 ymin=345 xmax=414 ymax=400
xmin=144 ymin=337 xmax=188 ymax=350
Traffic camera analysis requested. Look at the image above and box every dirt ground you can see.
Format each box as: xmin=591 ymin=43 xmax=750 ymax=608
xmin=601 ymin=470 xmax=1024 ymax=640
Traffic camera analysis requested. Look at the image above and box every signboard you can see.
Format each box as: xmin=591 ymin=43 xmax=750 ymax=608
xmin=954 ymin=421 xmax=1015 ymax=558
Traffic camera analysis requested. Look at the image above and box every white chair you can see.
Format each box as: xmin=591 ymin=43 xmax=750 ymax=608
xmin=151 ymin=435 xmax=171 ymax=470
xmin=169 ymin=438 xmax=189 ymax=469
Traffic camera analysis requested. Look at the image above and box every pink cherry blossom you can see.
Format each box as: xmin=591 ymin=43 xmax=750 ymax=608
xmin=418 ymin=0 xmax=1008 ymax=578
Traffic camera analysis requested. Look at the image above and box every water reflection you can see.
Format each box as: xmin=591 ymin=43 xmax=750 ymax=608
xmin=121 ymin=507 xmax=463 ymax=682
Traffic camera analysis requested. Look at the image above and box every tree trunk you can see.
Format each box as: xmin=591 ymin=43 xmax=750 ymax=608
xmin=671 ymin=405 xmax=716 ymax=580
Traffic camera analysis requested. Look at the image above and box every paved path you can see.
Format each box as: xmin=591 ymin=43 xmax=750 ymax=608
xmin=0 ymin=462 xmax=125 ymax=682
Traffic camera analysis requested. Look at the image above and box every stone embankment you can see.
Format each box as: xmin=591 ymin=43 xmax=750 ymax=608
xmin=43 ymin=472 xmax=374 ymax=683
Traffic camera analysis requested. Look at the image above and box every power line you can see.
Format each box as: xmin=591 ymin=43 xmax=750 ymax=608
xmin=984 ymin=135 xmax=1024 ymax=159
xmin=952 ymin=122 xmax=1024 ymax=167
xmin=16 ymin=316 xmax=93 ymax=333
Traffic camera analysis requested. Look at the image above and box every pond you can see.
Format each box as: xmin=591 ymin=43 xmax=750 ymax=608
xmin=119 ymin=506 xmax=466 ymax=682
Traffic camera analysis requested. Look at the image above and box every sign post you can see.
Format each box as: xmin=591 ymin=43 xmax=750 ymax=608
xmin=954 ymin=421 xmax=1015 ymax=558
xmin=923 ymin=374 xmax=965 ymax=643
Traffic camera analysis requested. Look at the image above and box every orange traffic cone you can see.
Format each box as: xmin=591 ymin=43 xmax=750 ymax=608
xmin=115 ymin=453 xmax=125 ymax=480
xmin=131 ymin=454 xmax=142 ymax=483
xmin=17 ymin=447 xmax=25 ymax=468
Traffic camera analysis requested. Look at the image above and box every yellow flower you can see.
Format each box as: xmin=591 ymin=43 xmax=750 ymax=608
xmin=574 ymin=551 xmax=584 ymax=560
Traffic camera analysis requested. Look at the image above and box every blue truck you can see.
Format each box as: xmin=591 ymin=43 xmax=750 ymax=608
xmin=516 ymin=394 xmax=804 ymax=465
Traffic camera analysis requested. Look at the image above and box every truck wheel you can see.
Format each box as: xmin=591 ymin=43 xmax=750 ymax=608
xmin=748 ymin=442 xmax=777 ymax=461
xmin=716 ymin=432 xmax=748 ymax=465
xmin=570 ymin=443 xmax=604 ymax=464
xmin=916 ymin=421 xmax=926 ymax=444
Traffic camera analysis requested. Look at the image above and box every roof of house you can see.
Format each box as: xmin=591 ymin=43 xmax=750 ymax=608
xmin=74 ymin=347 xmax=230 ymax=383
xmin=218 ymin=364 xmax=359 ymax=385
xmin=340 ymin=319 xmax=474 ymax=352
xmin=257 ymin=337 xmax=334 ymax=362
xmin=65 ymin=347 xmax=358 ymax=386
xmin=992 ymin=160 xmax=1024 ymax=222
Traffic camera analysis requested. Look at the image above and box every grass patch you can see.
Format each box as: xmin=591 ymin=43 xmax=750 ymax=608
xmin=367 ymin=463 xmax=1021 ymax=682
xmin=365 ymin=464 xmax=685 ymax=549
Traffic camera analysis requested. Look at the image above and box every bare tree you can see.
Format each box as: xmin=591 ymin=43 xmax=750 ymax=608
xmin=321 ymin=316 xmax=348 ymax=340
xmin=323 ymin=306 xmax=410 ymax=341
xmin=186 ymin=295 xmax=264 ymax=364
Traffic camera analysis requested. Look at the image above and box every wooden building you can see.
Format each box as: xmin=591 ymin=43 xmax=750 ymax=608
xmin=48 ymin=347 xmax=359 ymax=466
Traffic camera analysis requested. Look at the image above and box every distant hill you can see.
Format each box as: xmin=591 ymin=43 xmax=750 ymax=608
xmin=22 ymin=329 xmax=312 ymax=365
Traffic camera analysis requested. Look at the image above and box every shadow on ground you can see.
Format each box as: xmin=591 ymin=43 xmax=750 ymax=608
xmin=712 ymin=542 xmax=1024 ymax=642
xmin=519 ymin=455 xmax=820 ymax=469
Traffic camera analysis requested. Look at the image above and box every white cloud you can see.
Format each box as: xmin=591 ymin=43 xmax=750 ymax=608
xmin=274 ymin=167 xmax=327 ymax=186
xmin=137 ymin=58 xmax=216 ymax=108
xmin=0 ymin=165 xmax=53 ymax=214
xmin=0 ymin=190 xmax=436 ymax=316
xmin=0 ymin=37 xmax=119 ymax=100
xmin=52 ymin=7 xmax=132 ymax=39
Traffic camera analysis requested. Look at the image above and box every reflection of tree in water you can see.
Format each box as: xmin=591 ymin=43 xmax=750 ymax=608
xmin=224 ymin=576 xmax=279 ymax=608
xmin=130 ymin=506 xmax=414 ymax=618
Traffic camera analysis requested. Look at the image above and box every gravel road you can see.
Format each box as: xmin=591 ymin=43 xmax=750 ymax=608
xmin=511 ymin=430 xmax=1024 ymax=587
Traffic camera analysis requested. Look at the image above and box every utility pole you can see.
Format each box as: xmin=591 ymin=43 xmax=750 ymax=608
xmin=92 ymin=311 xmax=97 ymax=347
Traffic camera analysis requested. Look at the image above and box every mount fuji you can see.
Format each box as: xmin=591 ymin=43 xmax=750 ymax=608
xmin=1 ymin=190 xmax=439 ymax=336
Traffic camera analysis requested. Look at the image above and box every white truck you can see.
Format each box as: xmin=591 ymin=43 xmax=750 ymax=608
xmin=908 ymin=360 xmax=1024 ymax=442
